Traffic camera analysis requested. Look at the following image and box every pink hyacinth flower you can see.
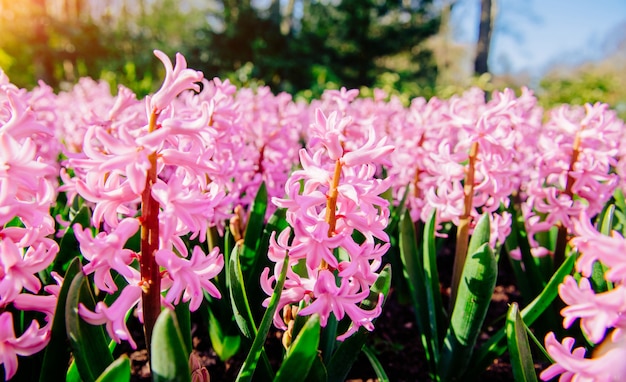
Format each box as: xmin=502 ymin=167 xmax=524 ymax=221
xmin=0 ymin=237 xmax=57 ymax=306
xmin=0 ymin=312 xmax=49 ymax=380
xmin=558 ymin=276 xmax=626 ymax=344
xmin=541 ymin=332 xmax=626 ymax=382
xmin=73 ymin=218 xmax=140 ymax=294
xmin=297 ymin=269 xmax=381 ymax=339
xmin=79 ymin=284 xmax=143 ymax=349
xmin=156 ymin=245 xmax=223 ymax=311
xmin=149 ymin=50 xmax=204 ymax=113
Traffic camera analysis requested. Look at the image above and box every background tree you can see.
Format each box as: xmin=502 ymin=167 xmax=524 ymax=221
xmin=295 ymin=0 xmax=440 ymax=96
xmin=474 ymin=0 xmax=495 ymax=76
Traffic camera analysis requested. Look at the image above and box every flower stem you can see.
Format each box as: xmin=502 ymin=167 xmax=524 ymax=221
xmin=326 ymin=158 xmax=342 ymax=236
xmin=321 ymin=158 xmax=342 ymax=270
xmin=554 ymin=132 xmax=582 ymax=269
xmin=140 ymin=111 xmax=161 ymax=352
xmin=450 ymin=141 xmax=479 ymax=310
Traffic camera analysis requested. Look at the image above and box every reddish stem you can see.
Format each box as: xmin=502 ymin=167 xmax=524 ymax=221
xmin=554 ymin=132 xmax=582 ymax=268
xmin=140 ymin=111 xmax=161 ymax=352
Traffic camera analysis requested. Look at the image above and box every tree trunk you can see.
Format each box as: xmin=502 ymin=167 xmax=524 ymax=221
xmin=474 ymin=0 xmax=494 ymax=76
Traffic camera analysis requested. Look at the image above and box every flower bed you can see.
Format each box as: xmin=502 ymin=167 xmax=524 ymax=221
xmin=1 ymin=50 xmax=625 ymax=381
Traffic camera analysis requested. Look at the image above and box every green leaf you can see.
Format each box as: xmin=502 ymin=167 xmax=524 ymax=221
xmin=591 ymin=205 xmax=615 ymax=292
xmin=151 ymin=309 xmax=190 ymax=382
xmin=319 ymin=313 xmax=338 ymax=363
xmin=597 ymin=204 xmax=615 ymax=236
xmin=241 ymin=182 xmax=268 ymax=274
xmin=174 ymin=301 xmax=192 ymax=355
xmin=228 ymin=244 xmax=256 ymax=339
xmin=65 ymin=272 xmax=114 ymax=382
xmin=422 ymin=210 xmax=445 ymax=349
xmin=385 ymin=183 xmax=410 ymax=236
xmin=362 ymin=346 xmax=390 ymax=382
xmin=207 ymin=307 xmax=242 ymax=361
xmin=503 ymin=211 xmax=533 ymax=305
xmin=95 ymin=355 xmax=131 ymax=382
xmin=467 ymin=252 xmax=576 ymax=377
xmin=439 ymin=243 xmax=497 ymax=381
xmin=245 ymin=206 xmax=289 ymax=322
xmin=304 ymin=353 xmax=327 ymax=382
xmin=39 ymin=258 xmax=82 ymax=382
xmin=326 ymin=264 xmax=391 ymax=382
xmin=235 ymin=253 xmax=290 ymax=382
xmin=274 ymin=315 xmax=321 ymax=382
xmin=54 ymin=205 xmax=91 ymax=273
xmin=505 ymin=198 xmax=547 ymax=301
xmin=506 ymin=303 xmax=538 ymax=382
xmin=399 ymin=209 xmax=437 ymax=373
xmin=467 ymin=214 xmax=490 ymax=256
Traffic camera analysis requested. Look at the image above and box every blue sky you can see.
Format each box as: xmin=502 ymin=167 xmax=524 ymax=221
xmin=451 ymin=0 xmax=626 ymax=77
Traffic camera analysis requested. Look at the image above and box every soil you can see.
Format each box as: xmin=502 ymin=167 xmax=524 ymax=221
xmin=126 ymin=248 xmax=535 ymax=381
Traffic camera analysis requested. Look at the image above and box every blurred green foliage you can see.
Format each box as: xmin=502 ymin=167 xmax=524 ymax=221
xmin=1 ymin=0 xmax=624 ymax=118
xmin=0 ymin=0 xmax=440 ymax=98
xmin=537 ymin=66 xmax=626 ymax=120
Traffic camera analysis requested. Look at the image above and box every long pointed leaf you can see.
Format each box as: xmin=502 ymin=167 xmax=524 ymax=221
xmin=174 ymin=301 xmax=192 ymax=355
xmin=235 ymin=253 xmax=290 ymax=382
xmin=591 ymin=205 xmax=615 ymax=292
xmin=228 ymin=244 xmax=257 ymax=339
xmin=467 ymin=252 xmax=576 ymax=377
xmin=241 ymin=182 xmax=268 ymax=274
xmin=506 ymin=303 xmax=538 ymax=382
xmin=274 ymin=315 xmax=321 ymax=382
xmin=39 ymin=258 xmax=82 ymax=382
xmin=95 ymin=355 xmax=131 ymax=382
xmin=207 ymin=307 xmax=241 ymax=361
xmin=363 ymin=346 xmax=390 ymax=382
xmin=65 ymin=272 xmax=114 ymax=382
xmin=399 ymin=210 xmax=438 ymax=373
xmin=326 ymin=264 xmax=392 ymax=382
xmin=151 ymin=309 xmax=190 ymax=382
xmin=422 ymin=210 xmax=445 ymax=348
xmin=54 ymin=205 xmax=90 ymax=273
xmin=467 ymin=214 xmax=490 ymax=256
xmin=439 ymin=243 xmax=497 ymax=381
